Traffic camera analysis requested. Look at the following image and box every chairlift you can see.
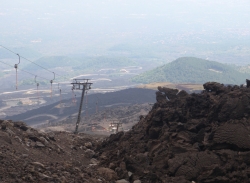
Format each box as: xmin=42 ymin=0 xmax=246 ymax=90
xmin=71 ymin=86 xmax=74 ymax=103
xmin=58 ymin=83 xmax=62 ymax=107
xmin=50 ymin=72 xmax=55 ymax=98
xmin=14 ymin=54 xmax=20 ymax=90
xmin=34 ymin=76 xmax=39 ymax=103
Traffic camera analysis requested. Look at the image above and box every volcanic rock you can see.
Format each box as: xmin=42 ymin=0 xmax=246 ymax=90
xmin=116 ymin=179 xmax=130 ymax=183
xmin=97 ymin=167 xmax=118 ymax=181
xmin=97 ymin=82 xmax=250 ymax=182
xmin=133 ymin=180 xmax=141 ymax=183
xmin=2 ymin=81 xmax=250 ymax=182
xmin=247 ymin=79 xmax=250 ymax=88
xmin=0 ymin=120 xmax=105 ymax=182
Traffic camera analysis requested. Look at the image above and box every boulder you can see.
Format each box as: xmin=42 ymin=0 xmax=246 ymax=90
xmin=116 ymin=179 xmax=129 ymax=183
xmin=97 ymin=167 xmax=118 ymax=181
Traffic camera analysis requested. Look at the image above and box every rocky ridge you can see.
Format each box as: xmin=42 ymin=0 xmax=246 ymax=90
xmin=97 ymin=82 xmax=250 ymax=183
xmin=1 ymin=82 xmax=250 ymax=182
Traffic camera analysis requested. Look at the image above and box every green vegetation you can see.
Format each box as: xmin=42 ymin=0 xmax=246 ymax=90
xmin=132 ymin=57 xmax=249 ymax=85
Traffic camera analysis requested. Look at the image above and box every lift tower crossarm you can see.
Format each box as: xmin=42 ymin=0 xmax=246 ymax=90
xmin=71 ymin=79 xmax=92 ymax=134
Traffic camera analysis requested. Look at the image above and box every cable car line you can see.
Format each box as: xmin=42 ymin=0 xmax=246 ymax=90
xmin=34 ymin=75 xmax=40 ymax=103
xmin=0 ymin=44 xmax=65 ymax=79
xmin=14 ymin=53 xmax=20 ymax=90
xmin=50 ymin=72 xmax=55 ymax=98
xmin=0 ymin=45 xmax=17 ymax=55
xmin=0 ymin=44 xmax=96 ymax=117
xmin=57 ymin=83 xmax=62 ymax=107
xmin=0 ymin=60 xmax=52 ymax=81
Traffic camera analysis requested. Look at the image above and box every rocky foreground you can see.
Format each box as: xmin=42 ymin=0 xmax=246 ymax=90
xmin=0 ymin=120 xmax=109 ymax=182
xmin=1 ymin=82 xmax=250 ymax=182
xmin=97 ymin=82 xmax=250 ymax=183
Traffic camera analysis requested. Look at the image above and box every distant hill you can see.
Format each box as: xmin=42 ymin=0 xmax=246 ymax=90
xmin=24 ymin=56 xmax=136 ymax=72
xmin=237 ymin=65 xmax=250 ymax=74
xmin=132 ymin=57 xmax=249 ymax=85
xmin=0 ymin=47 xmax=42 ymax=59
xmin=24 ymin=56 xmax=82 ymax=71
xmin=72 ymin=56 xmax=137 ymax=71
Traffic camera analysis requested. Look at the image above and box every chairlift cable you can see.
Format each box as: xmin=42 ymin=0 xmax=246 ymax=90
xmin=74 ymin=93 xmax=77 ymax=105
xmin=0 ymin=60 xmax=51 ymax=81
xmin=35 ymin=76 xmax=40 ymax=104
xmin=14 ymin=54 xmax=20 ymax=90
xmin=71 ymin=86 xmax=74 ymax=105
xmin=50 ymin=72 xmax=55 ymax=98
xmin=0 ymin=44 xmax=67 ymax=81
xmin=1 ymin=45 xmax=54 ymax=75
xmin=0 ymin=45 xmax=17 ymax=55
xmin=57 ymin=83 xmax=62 ymax=107
xmin=0 ymin=45 xmax=94 ymax=110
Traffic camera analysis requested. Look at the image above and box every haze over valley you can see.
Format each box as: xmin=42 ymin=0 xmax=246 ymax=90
xmin=1 ymin=1 xmax=250 ymax=182
xmin=0 ymin=0 xmax=250 ymax=131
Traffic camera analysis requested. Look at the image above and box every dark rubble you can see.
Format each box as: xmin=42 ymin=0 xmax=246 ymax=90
xmin=0 ymin=120 xmax=110 ymax=183
xmin=97 ymin=82 xmax=250 ymax=183
xmin=1 ymin=82 xmax=250 ymax=183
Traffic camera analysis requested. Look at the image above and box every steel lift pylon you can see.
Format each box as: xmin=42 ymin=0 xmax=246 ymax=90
xmin=71 ymin=79 xmax=92 ymax=134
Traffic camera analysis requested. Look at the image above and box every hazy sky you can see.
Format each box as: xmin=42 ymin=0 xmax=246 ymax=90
xmin=1 ymin=0 xmax=250 ymax=55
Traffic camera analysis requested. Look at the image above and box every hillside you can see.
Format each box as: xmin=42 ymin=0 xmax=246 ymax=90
xmin=24 ymin=56 xmax=82 ymax=71
xmin=132 ymin=57 xmax=249 ymax=85
xmin=2 ymin=83 xmax=250 ymax=182
xmin=72 ymin=56 xmax=137 ymax=72
xmin=24 ymin=56 xmax=136 ymax=72
xmin=6 ymin=88 xmax=156 ymax=126
xmin=0 ymin=47 xmax=42 ymax=59
xmin=238 ymin=64 xmax=250 ymax=74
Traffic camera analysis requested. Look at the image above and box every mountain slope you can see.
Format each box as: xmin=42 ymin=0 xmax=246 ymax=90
xmin=132 ymin=57 xmax=249 ymax=84
xmin=238 ymin=64 xmax=250 ymax=74
xmin=72 ymin=56 xmax=137 ymax=71
xmin=24 ymin=56 xmax=136 ymax=73
xmin=24 ymin=56 xmax=82 ymax=71
xmin=6 ymin=88 xmax=156 ymax=126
